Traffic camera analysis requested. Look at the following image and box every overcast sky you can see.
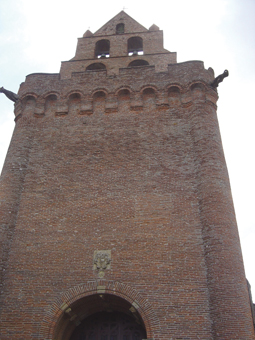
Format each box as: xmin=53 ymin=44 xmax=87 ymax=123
xmin=0 ymin=0 xmax=255 ymax=296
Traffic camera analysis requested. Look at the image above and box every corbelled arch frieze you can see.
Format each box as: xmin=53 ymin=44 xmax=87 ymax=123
xmin=14 ymin=82 xmax=217 ymax=119
xmin=65 ymin=90 xmax=84 ymax=100
xmin=20 ymin=92 xmax=38 ymax=102
xmin=115 ymin=85 xmax=134 ymax=97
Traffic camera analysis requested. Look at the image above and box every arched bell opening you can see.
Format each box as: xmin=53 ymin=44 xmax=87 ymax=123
xmin=128 ymin=37 xmax=143 ymax=56
xmin=53 ymin=294 xmax=147 ymax=340
xmin=95 ymin=39 xmax=110 ymax=58
xmin=116 ymin=23 xmax=124 ymax=34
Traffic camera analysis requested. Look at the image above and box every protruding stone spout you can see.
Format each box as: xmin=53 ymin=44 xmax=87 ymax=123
xmin=0 ymin=86 xmax=19 ymax=103
xmin=211 ymin=70 xmax=229 ymax=88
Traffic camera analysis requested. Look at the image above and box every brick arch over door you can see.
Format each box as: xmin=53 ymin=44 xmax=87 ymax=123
xmin=39 ymin=280 xmax=158 ymax=340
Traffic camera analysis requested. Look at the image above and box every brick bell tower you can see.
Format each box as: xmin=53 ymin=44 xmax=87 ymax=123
xmin=0 ymin=11 xmax=254 ymax=340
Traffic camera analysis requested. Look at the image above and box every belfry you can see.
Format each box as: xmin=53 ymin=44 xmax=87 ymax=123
xmin=0 ymin=11 xmax=254 ymax=340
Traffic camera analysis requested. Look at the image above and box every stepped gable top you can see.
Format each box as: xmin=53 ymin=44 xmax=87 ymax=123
xmin=93 ymin=11 xmax=148 ymax=36
xmin=60 ymin=11 xmax=177 ymax=78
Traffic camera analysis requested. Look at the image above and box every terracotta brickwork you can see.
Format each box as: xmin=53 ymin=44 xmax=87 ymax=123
xmin=61 ymin=11 xmax=176 ymax=78
xmin=0 ymin=11 xmax=254 ymax=340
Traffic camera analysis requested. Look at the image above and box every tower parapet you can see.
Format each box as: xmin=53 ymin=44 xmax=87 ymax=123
xmin=17 ymin=61 xmax=215 ymax=119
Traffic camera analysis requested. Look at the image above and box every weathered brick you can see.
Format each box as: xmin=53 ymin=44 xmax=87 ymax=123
xmin=0 ymin=11 xmax=254 ymax=340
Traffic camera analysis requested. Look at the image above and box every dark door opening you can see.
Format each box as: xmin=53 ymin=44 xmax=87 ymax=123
xmin=69 ymin=311 xmax=146 ymax=340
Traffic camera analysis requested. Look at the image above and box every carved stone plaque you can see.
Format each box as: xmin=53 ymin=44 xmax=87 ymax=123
xmin=93 ymin=250 xmax=111 ymax=278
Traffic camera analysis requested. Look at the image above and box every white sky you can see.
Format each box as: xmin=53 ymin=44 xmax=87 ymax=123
xmin=0 ymin=0 xmax=255 ymax=297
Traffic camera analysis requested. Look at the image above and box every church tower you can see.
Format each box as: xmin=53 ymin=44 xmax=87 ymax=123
xmin=0 ymin=11 xmax=254 ymax=340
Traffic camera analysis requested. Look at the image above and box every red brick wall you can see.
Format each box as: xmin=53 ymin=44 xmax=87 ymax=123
xmin=0 ymin=36 xmax=254 ymax=340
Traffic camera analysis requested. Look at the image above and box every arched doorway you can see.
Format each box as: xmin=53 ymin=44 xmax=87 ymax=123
xmin=53 ymin=293 xmax=147 ymax=340
xmin=69 ymin=311 xmax=146 ymax=340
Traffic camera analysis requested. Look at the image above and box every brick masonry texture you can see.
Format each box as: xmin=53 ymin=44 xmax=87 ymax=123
xmin=0 ymin=11 xmax=254 ymax=340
